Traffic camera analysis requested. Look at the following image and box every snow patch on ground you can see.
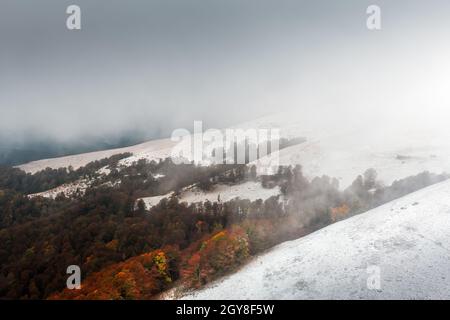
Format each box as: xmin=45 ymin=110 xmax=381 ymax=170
xmin=181 ymin=181 xmax=280 ymax=204
xmin=140 ymin=193 xmax=174 ymax=209
xmin=139 ymin=181 xmax=281 ymax=210
xmin=29 ymin=179 xmax=91 ymax=199
xmin=97 ymin=166 xmax=111 ymax=176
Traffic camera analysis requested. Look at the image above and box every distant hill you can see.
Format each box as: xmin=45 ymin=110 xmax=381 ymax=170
xmin=0 ymin=130 xmax=160 ymax=166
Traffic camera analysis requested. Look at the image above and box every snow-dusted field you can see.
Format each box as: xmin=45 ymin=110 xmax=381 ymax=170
xmin=140 ymin=193 xmax=175 ymax=209
xmin=139 ymin=181 xmax=281 ymax=209
xmin=18 ymin=112 xmax=450 ymax=190
xmin=18 ymin=138 xmax=178 ymax=174
xmin=181 ymin=179 xmax=450 ymax=300
xmin=180 ymin=181 xmax=280 ymax=204
xmin=245 ymin=113 xmax=450 ymax=188
xmin=28 ymin=179 xmax=91 ymax=199
xmin=253 ymin=134 xmax=450 ymax=188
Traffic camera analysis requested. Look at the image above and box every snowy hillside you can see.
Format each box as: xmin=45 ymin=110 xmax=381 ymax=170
xmin=181 ymin=179 xmax=450 ymax=299
xmin=244 ymin=113 xmax=450 ymax=188
xmin=139 ymin=181 xmax=281 ymax=209
xmin=18 ymin=112 xmax=450 ymax=190
xmin=18 ymin=138 xmax=177 ymax=174
xmin=28 ymin=179 xmax=92 ymax=199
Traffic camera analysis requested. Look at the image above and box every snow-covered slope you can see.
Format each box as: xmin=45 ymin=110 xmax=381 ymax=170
xmin=182 ymin=179 xmax=450 ymax=300
xmin=245 ymin=113 xmax=450 ymax=187
xmin=18 ymin=112 xmax=450 ymax=189
xmin=140 ymin=181 xmax=281 ymax=209
xmin=18 ymin=138 xmax=177 ymax=174
xmin=181 ymin=181 xmax=280 ymax=204
xmin=28 ymin=179 xmax=91 ymax=199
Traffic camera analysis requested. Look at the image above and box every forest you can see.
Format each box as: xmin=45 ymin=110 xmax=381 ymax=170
xmin=0 ymin=154 xmax=447 ymax=299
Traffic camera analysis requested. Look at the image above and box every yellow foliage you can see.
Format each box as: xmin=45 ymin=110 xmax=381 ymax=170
xmin=211 ymin=230 xmax=227 ymax=242
xmin=153 ymin=251 xmax=172 ymax=283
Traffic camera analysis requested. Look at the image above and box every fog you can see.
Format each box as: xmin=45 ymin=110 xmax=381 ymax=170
xmin=1 ymin=0 xmax=450 ymax=143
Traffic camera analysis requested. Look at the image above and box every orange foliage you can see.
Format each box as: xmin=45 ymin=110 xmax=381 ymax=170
xmin=330 ymin=204 xmax=350 ymax=222
xmin=49 ymin=246 xmax=179 ymax=300
xmin=50 ymin=223 xmax=276 ymax=299
xmin=105 ymin=239 xmax=119 ymax=251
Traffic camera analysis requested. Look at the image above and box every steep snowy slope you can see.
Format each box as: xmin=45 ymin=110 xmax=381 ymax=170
xmin=182 ymin=179 xmax=450 ymax=299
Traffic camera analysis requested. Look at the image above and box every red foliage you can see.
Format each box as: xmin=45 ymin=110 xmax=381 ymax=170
xmin=49 ymin=246 xmax=180 ymax=300
xmin=180 ymin=227 xmax=250 ymax=287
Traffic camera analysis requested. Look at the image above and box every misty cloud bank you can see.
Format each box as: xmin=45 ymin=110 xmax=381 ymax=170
xmin=1 ymin=0 xmax=450 ymax=145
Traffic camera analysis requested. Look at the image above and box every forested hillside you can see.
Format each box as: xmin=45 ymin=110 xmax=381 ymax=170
xmin=0 ymin=153 xmax=445 ymax=299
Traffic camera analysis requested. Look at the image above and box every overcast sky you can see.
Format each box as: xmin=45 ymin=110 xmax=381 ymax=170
xmin=1 ymin=0 xmax=450 ymax=143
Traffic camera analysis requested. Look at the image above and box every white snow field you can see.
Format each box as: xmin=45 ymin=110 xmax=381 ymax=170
xmin=18 ymin=111 xmax=450 ymax=189
xmin=181 ymin=181 xmax=280 ymax=204
xmin=140 ymin=193 xmax=175 ymax=209
xmin=244 ymin=112 xmax=450 ymax=188
xmin=139 ymin=181 xmax=281 ymax=209
xmin=182 ymin=179 xmax=450 ymax=300
xmin=18 ymin=138 xmax=178 ymax=174
xmin=28 ymin=179 xmax=91 ymax=199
